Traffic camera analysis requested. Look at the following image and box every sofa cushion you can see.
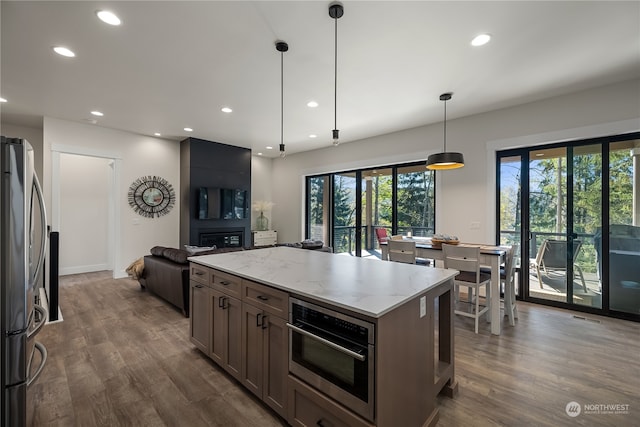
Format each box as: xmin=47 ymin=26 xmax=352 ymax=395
xmin=162 ymin=247 xmax=189 ymax=264
xmin=150 ymin=245 xmax=167 ymax=257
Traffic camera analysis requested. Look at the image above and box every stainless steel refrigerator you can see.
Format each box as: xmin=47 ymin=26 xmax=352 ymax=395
xmin=1 ymin=136 xmax=48 ymax=426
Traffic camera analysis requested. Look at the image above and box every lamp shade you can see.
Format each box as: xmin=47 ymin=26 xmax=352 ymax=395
xmin=426 ymin=152 xmax=465 ymax=170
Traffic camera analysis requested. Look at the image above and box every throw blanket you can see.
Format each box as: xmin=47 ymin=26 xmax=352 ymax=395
xmin=126 ymin=257 xmax=144 ymax=280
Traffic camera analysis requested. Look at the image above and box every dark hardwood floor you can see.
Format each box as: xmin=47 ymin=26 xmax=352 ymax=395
xmin=28 ymin=272 xmax=639 ymax=426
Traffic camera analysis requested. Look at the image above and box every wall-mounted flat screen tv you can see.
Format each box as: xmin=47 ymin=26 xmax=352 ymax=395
xmin=198 ymin=187 xmax=248 ymax=220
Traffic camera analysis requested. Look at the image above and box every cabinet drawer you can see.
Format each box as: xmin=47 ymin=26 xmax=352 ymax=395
xmin=211 ymin=269 xmax=241 ymax=298
xmin=288 ymin=376 xmax=373 ymax=427
xmin=242 ymin=280 xmax=288 ymax=318
xmin=190 ymin=264 xmax=210 ymax=285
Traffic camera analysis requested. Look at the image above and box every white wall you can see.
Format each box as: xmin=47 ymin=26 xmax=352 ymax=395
xmin=251 ymin=154 xmax=275 ymax=233
xmin=1 ymin=122 xmax=44 ymax=179
xmin=267 ymin=79 xmax=640 ymax=244
xmin=58 ymin=153 xmax=111 ymax=275
xmin=43 ymin=117 xmax=180 ymax=278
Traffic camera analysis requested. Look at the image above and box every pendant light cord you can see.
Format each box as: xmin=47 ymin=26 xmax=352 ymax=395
xmin=443 ymin=98 xmax=447 ymax=152
xmin=281 ymin=50 xmax=284 ymax=148
xmin=334 ymin=15 xmax=338 ymax=132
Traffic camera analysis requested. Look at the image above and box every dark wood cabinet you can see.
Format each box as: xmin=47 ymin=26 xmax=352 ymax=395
xmin=189 ymin=281 xmax=211 ymax=354
xmin=241 ymin=292 xmax=288 ymax=418
xmin=211 ymin=288 xmax=242 ymax=381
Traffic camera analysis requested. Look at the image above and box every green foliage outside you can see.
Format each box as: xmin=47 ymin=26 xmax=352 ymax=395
xmin=500 ymin=148 xmax=633 ymax=275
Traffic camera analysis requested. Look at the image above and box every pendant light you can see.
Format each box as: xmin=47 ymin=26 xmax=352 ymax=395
xmin=426 ymin=93 xmax=465 ymax=170
xmin=276 ymin=41 xmax=288 ymax=158
xmin=329 ymin=2 xmax=343 ymax=146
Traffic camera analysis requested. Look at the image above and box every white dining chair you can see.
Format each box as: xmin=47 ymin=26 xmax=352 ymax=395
xmin=388 ymin=240 xmax=417 ymax=264
xmin=442 ymin=243 xmax=491 ymax=334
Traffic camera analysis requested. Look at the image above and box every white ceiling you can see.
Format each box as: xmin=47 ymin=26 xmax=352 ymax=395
xmin=1 ymin=1 xmax=639 ymax=157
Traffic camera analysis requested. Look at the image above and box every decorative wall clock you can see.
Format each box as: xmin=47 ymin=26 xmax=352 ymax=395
xmin=127 ymin=175 xmax=176 ymax=218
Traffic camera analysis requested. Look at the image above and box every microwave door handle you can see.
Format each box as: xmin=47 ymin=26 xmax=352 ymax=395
xmin=286 ymin=323 xmax=366 ymax=362
xmin=27 ymin=304 xmax=48 ymax=339
xmin=32 ymin=173 xmax=48 ymax=285
xmin=26 ymin=341 xmax=48 ymax=388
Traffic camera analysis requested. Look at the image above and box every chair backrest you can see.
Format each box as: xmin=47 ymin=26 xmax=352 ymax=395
xmin=390 ymin=235 xmax=404 ymax=241
xmin=388 ymin=240 xmax=416 ymax=264
xmin=441 ymin=244 xmax=481 ymax=275
xmin=375 ymin=228 xmax=388 ymax=244
xmin=504 ymin=243 xmax=519 ymax=286
xmin=536 ymin=239 xmax=582 ymax=268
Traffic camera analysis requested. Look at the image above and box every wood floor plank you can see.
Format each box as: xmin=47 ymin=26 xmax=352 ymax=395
xmin=28 ymin=271 xmax=639 ymax=427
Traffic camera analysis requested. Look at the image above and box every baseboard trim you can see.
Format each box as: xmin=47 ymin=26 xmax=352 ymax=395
xmin=60 ymin=263 xmax=109 ymax=276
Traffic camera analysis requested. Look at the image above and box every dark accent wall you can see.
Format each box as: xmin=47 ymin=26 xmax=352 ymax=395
xmin=180 ymin=138 xmax=251 ymax=247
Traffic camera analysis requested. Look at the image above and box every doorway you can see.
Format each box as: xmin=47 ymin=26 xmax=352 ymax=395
xmin=51 ymin=146 xmax=121 ymax=280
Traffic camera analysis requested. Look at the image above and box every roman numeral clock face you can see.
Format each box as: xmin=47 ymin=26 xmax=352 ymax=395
xmin=127 ymin=176 xmax=175 ymax=218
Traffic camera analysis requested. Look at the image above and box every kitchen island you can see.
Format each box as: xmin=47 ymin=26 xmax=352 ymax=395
xmin=189 ymin=246 xmax=458 ymax=427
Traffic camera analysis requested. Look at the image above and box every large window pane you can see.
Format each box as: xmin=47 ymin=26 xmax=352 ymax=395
xmin=396 ymin=165 xmax=435 ymax=237
xmin=333 ymin=173 xmax=357 ymax=255
xmin=608 ymin=140 xmax=640 ymax=314
xmin=363 ymin=168 xmax=392 ymax=253
xmin=308 ymin=176 xmax=329 ymax=242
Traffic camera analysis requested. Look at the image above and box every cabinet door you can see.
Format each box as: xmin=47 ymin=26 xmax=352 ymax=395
xmin=225 ymin=295 xmax=242 ymax=381
xmin=210 ymin=289 xmax=226 ymax=365
xmin=189 ymin=281 xmax=211 ymax=354
xmin=262 ymin=314 xmax=288 ymax=418
xmin=241 ymin=303 xmax=264 ymax=398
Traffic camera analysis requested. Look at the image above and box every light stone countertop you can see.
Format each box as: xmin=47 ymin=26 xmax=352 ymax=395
xmin=189 ymin=246 xmax=457 ymax=318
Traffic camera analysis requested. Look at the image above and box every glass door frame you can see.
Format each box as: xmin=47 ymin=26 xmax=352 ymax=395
xmin=496 ymin=132 xmax=640 ymax=321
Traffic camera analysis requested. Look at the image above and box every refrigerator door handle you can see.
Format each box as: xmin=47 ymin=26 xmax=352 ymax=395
xmin=27 ymin=304 xmax=48 ymax=339
xmin=26 ymin=341 xmax=47 ymax=388
xmin=32 ymin=172 xmax=48 ymax=285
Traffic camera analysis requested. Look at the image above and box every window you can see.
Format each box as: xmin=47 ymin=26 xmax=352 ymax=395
xmin=305 ymin=161 xmax=435 ymax=258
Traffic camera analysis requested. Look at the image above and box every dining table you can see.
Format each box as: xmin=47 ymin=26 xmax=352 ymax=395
xmin=380 ymin=237 xmax=507 ymax=335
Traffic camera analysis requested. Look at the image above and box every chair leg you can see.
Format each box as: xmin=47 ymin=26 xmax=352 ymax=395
xmin=504 ymin=279 xmax=515 ymax=326
xmin=537 ymin=266 xmax=544 ymax=289
xmin=575 ymin=265 xmax=587 ymax=292
xmin=474 ymin=285 xmax=480 ymax=334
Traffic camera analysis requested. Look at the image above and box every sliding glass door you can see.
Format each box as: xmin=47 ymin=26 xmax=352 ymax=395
xmin=527 ymin=145 xmax=602 ymax=308
xmin=497 ymin=132 xmax=640 ymax=320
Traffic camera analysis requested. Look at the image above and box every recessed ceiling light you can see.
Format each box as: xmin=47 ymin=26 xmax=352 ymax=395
xmin=471 ymin=34 xmax=491 ymax=47
xmin=266 ymin=146 xmax=273 ymax=150
xmin=90 ymin=111 xmax=104 ymax=117
xmin=96 ymin=10 xmax=121 ymax=26
xmin=307 ymin=101 xmax=319 ymax=108
xmin=221 ymin=107 xmax=233 ymax=113
xmin=154 ymin=132 xmax=161 ymax=136
xmin=535 ymin=153 xmax=544 ymax=157
xmin=53 ymin=46 xmax=76 ymax=57
xmin=0 ymin=97 xmax=7 ymax=103
xmin=257 ymin=152 xmax=263 ymax=156
xmin=184 ymin=127 xmax=193 ymax=132
xmin=309 ymin=134 xmax=317 ymax=138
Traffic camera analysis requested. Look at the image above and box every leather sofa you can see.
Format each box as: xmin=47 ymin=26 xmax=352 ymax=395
xmin=139 ymin=246 xmax=243 ymax=317
xmin=139 ymin=240 xmax=330 ymax=317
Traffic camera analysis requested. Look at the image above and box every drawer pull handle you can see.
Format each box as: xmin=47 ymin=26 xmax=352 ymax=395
xmin=261 ymin=315 xmax=268 ymax=329
xmin=256 ymin=313 xmax=263 ymax=327
xmin=195 ymin=284 xmax=204 ymax=289
xmin=220 ymin=280 xmax=230 ymax=286
xmin=256 ymin=295 xmax=269 ymax=301
xmin=194 ymin=271 xmax=204 ymax=276
xmin=219 ymin=296 xmax=227 ymax=309
xmin=317 ymin=419 xmax=332 ymax=427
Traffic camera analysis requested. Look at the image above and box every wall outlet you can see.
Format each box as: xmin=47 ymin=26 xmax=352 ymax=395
xmin=470 ymin=221 xmax=481 ymax=229
xmin=133 ymin=218 xmax=140 ymax=225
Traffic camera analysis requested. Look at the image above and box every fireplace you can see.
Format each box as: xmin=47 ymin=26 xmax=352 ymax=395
xmin=199 ymin=228 xmax=245 ymax=248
